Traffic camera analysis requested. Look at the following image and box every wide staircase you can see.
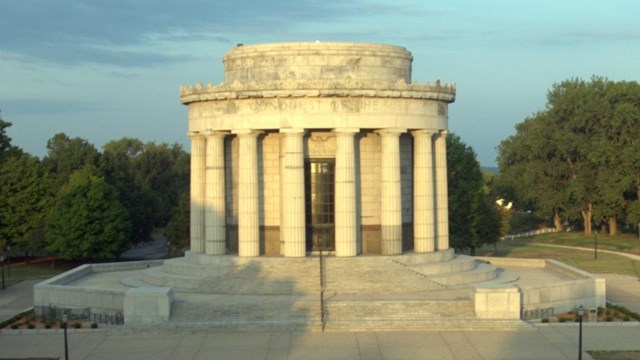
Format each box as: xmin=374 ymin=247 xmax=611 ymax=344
xmin=122 ymin=250 xmax=530 ymax=331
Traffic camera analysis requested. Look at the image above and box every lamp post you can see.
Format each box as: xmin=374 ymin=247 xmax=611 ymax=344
xmin=1 ymin=253 xmax=5 ymax=290
xmin=62 ymin=314 xmax=69 ymax=360
xmin=578 ymin=305 xmax=585 ymax=360
xmin=594 ymin=230 xmax=598 ymax=260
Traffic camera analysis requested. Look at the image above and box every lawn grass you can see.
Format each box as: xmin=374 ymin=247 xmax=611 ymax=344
xmin=533 ymin=232 xmax=640 ymax=255
xmin=1 ymin=259 xmax=74 ymax=288
xmin=474 ymin=238 xmax=640 ymax=277
xmin=589 ymin=350 xmax=640 ymax=360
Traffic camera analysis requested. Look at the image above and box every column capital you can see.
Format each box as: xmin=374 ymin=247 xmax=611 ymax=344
xmin=333 ymin=127 xmax=360 ymax=134
xmin=280 ymin=128 xmax=306 ymax=135
xmin=188 ymin=131 xmax=203 ymax=138
xmin=376 ymin=128 xmax=407 ymax=137
xmin=438 ymin=129 xmax=449 ymax=137
xmin=232 ymin=129 xmax=263 ymax=137
xmin=411 ymin=129 xmax=439 ymax=137
xmin=203 ymin=130 xmax=229 ymax=138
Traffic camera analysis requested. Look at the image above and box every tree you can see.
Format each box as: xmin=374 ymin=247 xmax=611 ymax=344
xmin=0 ymin=153 xmax=50 ymax=254
xmin=46 ymin=168 xmax=131 ymax=260
xmin=0 ymin=112 xmax=23 ymax=162
xmin=43 ymin=133 xmax=100 ymax=193
xmin=447 ymin=134 xmax=500 ymax=254
xmin=498 ymin=77 xmax=640 ymax=236
xmin=99 ymin=139 xmax=190 ymax=243
xmin=164 ymin=191 xmax=190 ymax=252
xmin=132 ymin=142 xmax=190 ymax=226
xmin=497 ymin=112 xmax=571 ymax=231
xmin=100 ymin=138 xmax=157 ymax=243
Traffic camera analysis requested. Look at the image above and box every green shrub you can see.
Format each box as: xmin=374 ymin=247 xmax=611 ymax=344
xmin=91 ymin=323 xmax=98 ymax=329
xmin=11 ymin=324 xmax=19 ymax=329
xmin=606 ymin=316 xmax=613 ymax=322
xmin=541 ymin=318 xmax=549 ymax=323
xmin=73 ymin=322 xmax=81 ymax=329
xmin=27 ymin=323 xmax=35 ymax=329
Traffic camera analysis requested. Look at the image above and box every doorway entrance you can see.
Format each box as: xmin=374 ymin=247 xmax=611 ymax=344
xmin=305 ymin=159 xmax=335 ymax=252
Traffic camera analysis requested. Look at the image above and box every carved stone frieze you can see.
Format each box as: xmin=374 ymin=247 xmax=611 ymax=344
xmin=180 ymin=78 xmax=456 ymax=104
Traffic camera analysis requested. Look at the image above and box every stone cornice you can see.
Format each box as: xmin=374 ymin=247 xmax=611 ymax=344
xmin=180 ymin=79 xmax=456 ymax=104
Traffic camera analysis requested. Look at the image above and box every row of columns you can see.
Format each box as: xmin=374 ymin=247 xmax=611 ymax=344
xmin=189 ymin=128 xmax=449 ymax=257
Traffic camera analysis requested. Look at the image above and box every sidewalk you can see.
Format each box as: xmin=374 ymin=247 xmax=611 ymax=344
xmin=1 ymin=324 xmax=639 ymax=359
xmin=535 ymin=243 xmax=640 ymax=314
xmin=0 ymin=279 xmax=41 ymax=321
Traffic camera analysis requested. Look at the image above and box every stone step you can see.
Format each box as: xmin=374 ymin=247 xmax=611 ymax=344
xmin=404 ymin=255 xmax=477 ymax=275
xmin=135 ymin=318 xmax=533 ymax=333
xmin=325 ymin=299 xmax=475 ymax=320
xmin=323 ymin=319 xmax=536 ymax=332
xmin=429 ymin=263 xmax=498 ymax=286
xmin=139 ymin=252 xmax=500 ymax=296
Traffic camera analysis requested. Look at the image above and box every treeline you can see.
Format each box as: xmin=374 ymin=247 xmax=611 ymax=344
xmin=496 ymin=77 xmax=640 ymax=236
xmin=0 ymin=111 xmax=504 ymax=259
xmin=0 ymin=117 xmax=190 ymax=260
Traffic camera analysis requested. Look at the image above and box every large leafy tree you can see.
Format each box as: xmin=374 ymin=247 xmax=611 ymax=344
xmin=46 ymin=168 xmax=131 ymax=260
xmin=0 ymin=111 xmax=22 ymax=162
xmin=100 ymin=139 xmax=190 ymax=243
xmin=447 ymin=134 xmax=500 ymax=254
xmin=164 ymin=191 xmax=190 ymax=252
xmin=0 ymin=153 xmax=51 ymax=254
xmin=498 ymin=77 xmax=640 ymax=236
xmin=100 ymin=138 xmax=157 ymax=243
xmin=132 ymin=142 xmax=189 ymax=226
xmin=43 ymin=133 xmax=100 ymax=193
xmin=497 ymin=112 xmax=571 ymax=231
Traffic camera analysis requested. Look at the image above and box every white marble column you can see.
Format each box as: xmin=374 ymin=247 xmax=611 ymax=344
xmin=434 ymin=130 xmax=449 ymax=250
xmin=189 ymin=132 xmax=205 ymax=254
xmin=334 ymin=128 xmax=359 ymax=257
xmin=204 ymin=131 xmax=227 ymax=255
xmin=377 ymin=128 xmax=406 ymax=255
xmin=281 ymin=129 xmax=306 ymax=257
xmin=412 ymin=130 xmax=436 ymax=253
xmin=234 ymin=129 xmax=262 ymax=257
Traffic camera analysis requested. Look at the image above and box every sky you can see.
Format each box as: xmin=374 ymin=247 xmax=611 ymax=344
xmin=1 ymin=1 xmax=639 ymax=167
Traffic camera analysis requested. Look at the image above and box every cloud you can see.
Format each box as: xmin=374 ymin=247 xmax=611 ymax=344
xmin=3 ymin=98 xmax=105 ymax=117
xmin=0 ymin=0 xmax=379 ymax=68
xmin=529 ymin=30 xmax=640 ymax=47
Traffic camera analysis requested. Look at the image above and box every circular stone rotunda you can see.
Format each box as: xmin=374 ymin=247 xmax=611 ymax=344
xmin=33 ymin=42 xmax=605 ymax=332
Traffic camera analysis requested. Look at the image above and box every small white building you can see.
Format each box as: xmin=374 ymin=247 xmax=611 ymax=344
xmin=180 ymin=42 xmax=456 ymax=257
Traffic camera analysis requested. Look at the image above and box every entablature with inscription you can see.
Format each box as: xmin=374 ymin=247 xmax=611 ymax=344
xmin=180 ymin=79 xmax=456 ymax=105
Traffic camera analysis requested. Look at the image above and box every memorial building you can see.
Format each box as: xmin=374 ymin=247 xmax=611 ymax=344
xmin=180 ymin=42 xmax=456 ymax=257
xmin=32 ymin=42 xmax=606 ymax=330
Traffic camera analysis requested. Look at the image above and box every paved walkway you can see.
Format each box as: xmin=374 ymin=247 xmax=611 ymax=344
xmin=0 ymin=279 xmax=41 ymax=321
xmin=535 ymin=243 xmax=640 ymax=314
xmin=3 ymin=242 xmax=640 ymax=359
xmin=0 ymin=324 xmax=639 ymax=359
xmin=536 ymin=243 xmax=640 ymax=262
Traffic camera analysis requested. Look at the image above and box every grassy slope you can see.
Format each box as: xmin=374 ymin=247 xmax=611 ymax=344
xmin=474 ymin=231 xmax=640 ymax=277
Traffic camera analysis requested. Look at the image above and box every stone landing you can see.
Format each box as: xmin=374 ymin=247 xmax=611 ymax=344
xmin=115 ymin=250 xmax=529 ymax=331
xmin=33 ymin=252 xmax=605 ymax=332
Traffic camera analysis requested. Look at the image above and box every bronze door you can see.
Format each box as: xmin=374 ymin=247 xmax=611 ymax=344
xmin=305 ymin=159 xmax=335 ymax=251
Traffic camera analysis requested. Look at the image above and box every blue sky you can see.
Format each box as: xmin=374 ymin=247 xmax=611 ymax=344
xmin=1 ymin=1 xmax=639 ymax=166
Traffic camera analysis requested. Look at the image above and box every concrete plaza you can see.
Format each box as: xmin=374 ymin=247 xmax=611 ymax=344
xmin=1 ymin=324 xmax=640 ymax=359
